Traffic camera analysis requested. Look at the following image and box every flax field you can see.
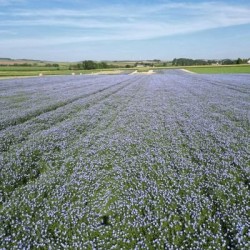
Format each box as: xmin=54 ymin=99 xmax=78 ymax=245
xmin=0 ymin=70 xmax=249 ymax=249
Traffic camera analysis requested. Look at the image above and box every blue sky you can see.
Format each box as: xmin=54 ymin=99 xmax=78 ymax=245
xmin=1 ymin=0 xmax=250 ymax=61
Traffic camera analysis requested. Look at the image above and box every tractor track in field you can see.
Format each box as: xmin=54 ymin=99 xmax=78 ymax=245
xmin=0 ymin=75 xmax=145 ymax=152
xmin=0 ymin=75 xmax=146 ymax=203
xmin=0 ymin=75 xmax=142 ymax=131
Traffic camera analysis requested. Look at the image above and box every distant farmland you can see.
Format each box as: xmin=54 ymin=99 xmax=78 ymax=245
xmin=1 ymin=63 xmax=250 ymax=78
xmin=184 ymin=64 xmax=250 ymax=74
xmin=0 ymin=70 xmax=249 ymax=249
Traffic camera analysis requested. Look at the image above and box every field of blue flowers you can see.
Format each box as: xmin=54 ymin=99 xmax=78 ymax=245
xmin=0 ymin=70 xmax=249 ymax=249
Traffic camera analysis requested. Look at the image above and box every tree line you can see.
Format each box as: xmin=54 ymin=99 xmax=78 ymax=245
xmin=172 ymin=58 xmax=249 ymax=66
xmin=0 ymin=63 xmax=59 ymax=67
xmin=69 ymin=61 xmax=119 ymax=70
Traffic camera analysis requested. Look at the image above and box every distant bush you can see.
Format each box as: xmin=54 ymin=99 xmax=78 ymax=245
xmin=69 ymin=61 xmax=121 ymax=70
xmin=172 ymin=58 xmax=209 ymax=66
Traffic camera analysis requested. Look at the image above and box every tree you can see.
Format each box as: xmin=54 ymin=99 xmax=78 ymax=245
xmin=82 ymin=60 xmax=96 ymax=70
xmin=236 ymin=58 xmax=243 ymax=64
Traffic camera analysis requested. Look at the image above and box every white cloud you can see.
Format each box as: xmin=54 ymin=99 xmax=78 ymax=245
xmin=0 ymin=0 xmax=26 ymax=6
xmin=0 ymin=30 xmax=17 ymax=35
xmin=1 ymin=1 xmax=250 ymax=48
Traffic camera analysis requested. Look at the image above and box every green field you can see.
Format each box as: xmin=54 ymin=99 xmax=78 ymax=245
xmin=0 ymin=70 xmax=77 ymax=77
xmin=0 ymin=69 xmax=128 ymax=78
xmin=184 ymin=64 xmax=250 ymax=74
xmin=129 ymin=65 xmax=250 ymax=74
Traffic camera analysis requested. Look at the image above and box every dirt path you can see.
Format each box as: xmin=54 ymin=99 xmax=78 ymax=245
xmin=180 ymin=69 xmax=196 ymax=74
xmin=130 ymin=70 xmax=155 ymax=75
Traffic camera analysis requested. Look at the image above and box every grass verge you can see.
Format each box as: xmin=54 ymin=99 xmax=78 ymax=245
xmin=184 ymin=65 xmax=250 ymax=74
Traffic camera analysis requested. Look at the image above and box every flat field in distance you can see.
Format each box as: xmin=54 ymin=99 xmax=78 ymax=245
xmin=1 ymin=61 xmax=250 ymax=78
xmin=0 ymin=70 xmax=249 ymax=249
xmin=0 ymin=68 xmax=128 ymax=78
xmin=184 ymin=64 xmax=250 ymax=74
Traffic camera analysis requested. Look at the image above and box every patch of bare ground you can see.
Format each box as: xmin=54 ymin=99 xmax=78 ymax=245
xmin=130 ymin=70 xmax=155 ymax=75
xmin=180 ymin=69 xmax=196 ymax=74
